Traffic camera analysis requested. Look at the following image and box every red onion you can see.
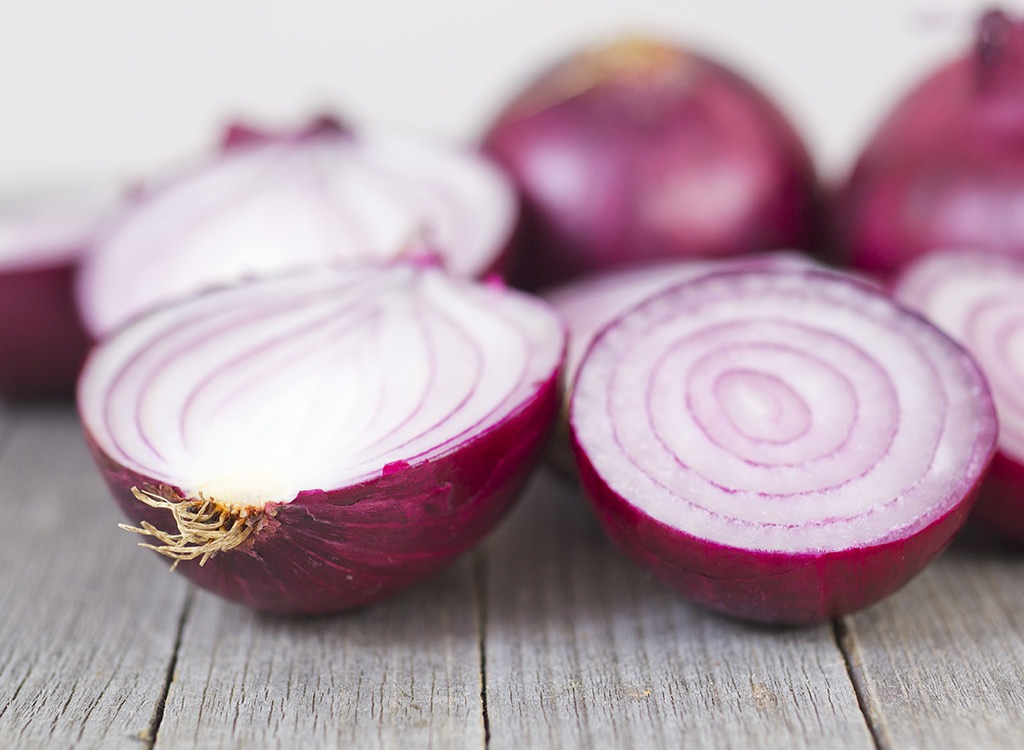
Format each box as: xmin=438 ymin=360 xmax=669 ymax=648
xmin=0 ymin=193 xmax=109 ymax=398
xmin=895 ymin=251 xmax=1024 ymax=543
xmin=838 ymin=10 xmax=1024 ymax=277
xmin=77 ymin=263 xmax=564 ymax=613
xmin=77 ymin=123 xmax=517 ymax=339
xmin=570 ymin=268 xmax=996 ymax=623
xmin=482 ymin=37 xmax=821 ymax=290
xmin=546 ymin=252 xmax=816 ymax=390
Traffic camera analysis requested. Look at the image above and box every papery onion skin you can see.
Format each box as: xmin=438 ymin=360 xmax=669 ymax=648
xmin=483 ymin=37 xmax=822 ymax=290
xmin=569 ymin=270 xmax=996 ymax=624
xmin=837 ymin=10 xmax=1024 ymax=277
xmin=86 ymin=382 xmax=557 ymax=613
xmin=78 ymin=266 xmax=563 ymax=613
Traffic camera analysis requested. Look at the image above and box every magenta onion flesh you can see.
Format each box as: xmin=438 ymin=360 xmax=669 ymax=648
xmin=77 ymin=263 xmax=564 ymax=613
xmin=570 ymin=268 xmax=996 ymax=623
xmin=78 ymin=122 xmax=517 ymax=339
xmin=896 ymin=251 xmax=1024 ymax=544
xmin=0 ymin=193 xmax=110 ymax=398
xmin=483 ymin=37 xmax=821 ymax=290
xmin=838 ymin=10 xmax=1024 ymax=277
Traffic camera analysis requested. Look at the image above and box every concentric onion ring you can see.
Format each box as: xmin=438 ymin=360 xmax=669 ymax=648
xmin=78 ymin=263 xmax=563 ymax=613
xmin=896 ymin=250 xmax=1024 ymax=542
xmin=571 ymin=269 xmax=996 ymax=623
xmin=77 ymin=126 xmax=517 ymax=339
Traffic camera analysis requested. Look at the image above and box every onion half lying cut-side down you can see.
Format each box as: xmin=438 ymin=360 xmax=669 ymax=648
xmin=896 ymin=251 xmax=1024 ymax=544
xmin=0 ymin=194 xmax=109 ymax=398
xmin=571 ymin=269 xmax=996 ymax=623
xmin=78 ymin=123 xmax=517 ymax=339
xmin=78 ymin=263 xmax=564 ymax=613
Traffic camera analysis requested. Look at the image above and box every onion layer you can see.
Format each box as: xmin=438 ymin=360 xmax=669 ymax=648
xmin=483 ymin=37 xmax=821 ymax=290
xmin=78 ymin=123 xmax=517 ymax=339
xmin=570 ymin=269 xmax=996 ymax=623
xmin=78 ymin=263 xmax=564 ymax=613
xmin=838 ymin=10 xmax=1024 ymax=277
xmin=896 ymin=251 xmax=1024 ymax=543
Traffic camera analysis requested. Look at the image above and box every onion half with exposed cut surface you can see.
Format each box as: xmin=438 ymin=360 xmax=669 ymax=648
xmin=78 ymin=263 xmax=564 ymax=613
xmin=896 ymin=250 xmax=1024 ymax=543
xmin=78 ymin=124 xmax=517 ymax=339
xmin=570 ymin=268 xmax=996 ymax=623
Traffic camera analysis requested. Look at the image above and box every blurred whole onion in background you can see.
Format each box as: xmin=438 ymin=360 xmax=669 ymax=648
xmin=482 ymin=37 xmax=822 ymax=290
xmin=837 ymin=9 xmax=1024 ymax=278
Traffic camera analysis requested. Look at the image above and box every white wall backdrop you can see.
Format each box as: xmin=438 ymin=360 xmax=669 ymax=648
xmin=1 ymin=0 xmax=1021 ymax=195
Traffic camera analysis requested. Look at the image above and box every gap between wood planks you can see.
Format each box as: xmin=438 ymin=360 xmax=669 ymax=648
xmin=834 ymin=618 xmax=882 ymax=750
xmin=142 ymin=590 xmax=195 ymax=749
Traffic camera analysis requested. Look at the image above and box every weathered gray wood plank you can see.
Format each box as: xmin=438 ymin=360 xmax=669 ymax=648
xmin=154 ymin=559 xmax=485 ymax=749
xmin=841 ymin=526 xmax=1024 ymax=748
xmin=0 ymin=405 xmax=189 ymax=749
xmin=483 ymin=470 xmax=875 ymax=750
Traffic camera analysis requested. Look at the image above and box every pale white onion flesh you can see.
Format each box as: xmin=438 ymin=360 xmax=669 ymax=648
xmin=78 ymin=132 xmax=517 ymax=338
xmin=545 ymin=252 xmax=814 ymax=388
xmin=571 ymin=269 xmax=995 ymax=554
xmin=78 ymin=264 xmax=563 ymax=508
xmin=896 ymin=251 xmax=1024 ymax=463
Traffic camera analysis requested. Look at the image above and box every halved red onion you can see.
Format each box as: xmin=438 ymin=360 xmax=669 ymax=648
xmin=571 ymin=269 xmax=996 ymax=623
xmin=77 ymin=124 xmax=517 ymax=339
xmin=77 ymin=263 xmax=564 ymax=613
xmin=895 ymin=250 xmax=1024 ymax=543
xmin=483 ymin=37 xmax=822 ymax=290
xmin=0 ymin=191 xmax=111 ymax=398
xmin=546 ymin=252 xmax=816 ymax=390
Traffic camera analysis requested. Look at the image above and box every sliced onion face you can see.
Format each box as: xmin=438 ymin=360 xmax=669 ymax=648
xmin=0 ymin=191 xmax=112 ymax=398
xmin=546 ymin=252 xmax=816 ymax=390
xmin=77 ymin=127 xmax=517 ymax=339
xmin=78 ymin=263 xmax=564 ymax=613
xmin=570 ymin=269 xmax=996 ymax=623
xmin=895 ymin=250 xmax=1024 ymax=542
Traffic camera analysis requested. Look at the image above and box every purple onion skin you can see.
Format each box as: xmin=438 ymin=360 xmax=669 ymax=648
xmin=86 ymin=371 xmax=559 ymax=614
xmin=483 ymin=39 xmax=822 ymax=290
xmin=0 ymin=262 xmax=90 ymax=399
xmin=838 ymin=10 xmax=1024 ymax=278
xmin=572 ymin=440 xmax=987 ymax=624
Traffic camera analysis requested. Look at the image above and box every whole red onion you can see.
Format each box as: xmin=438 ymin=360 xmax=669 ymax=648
xmin=838 ymin=10 xmax=1024 ymax=277
xmin=482 ymin=37 xmax=821 ymax=290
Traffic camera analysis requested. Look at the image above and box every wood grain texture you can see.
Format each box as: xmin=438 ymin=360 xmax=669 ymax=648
xmin=483 ymin=470 xmax=875 ymax=750
xmin=154 ymin=559 xmax=485 ymax=749
xmin=0 ymin=405 xmax=188 ymax=750
xmin=841 ymin=525 xmax=1024 ymax=749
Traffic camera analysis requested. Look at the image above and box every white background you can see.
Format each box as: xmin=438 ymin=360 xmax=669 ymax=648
xmin=1 ymin=0 xmax=1021 ymax=196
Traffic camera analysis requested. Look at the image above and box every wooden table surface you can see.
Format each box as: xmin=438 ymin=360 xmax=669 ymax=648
xmin=3 ymin=402 xmax=1024 ymax=749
